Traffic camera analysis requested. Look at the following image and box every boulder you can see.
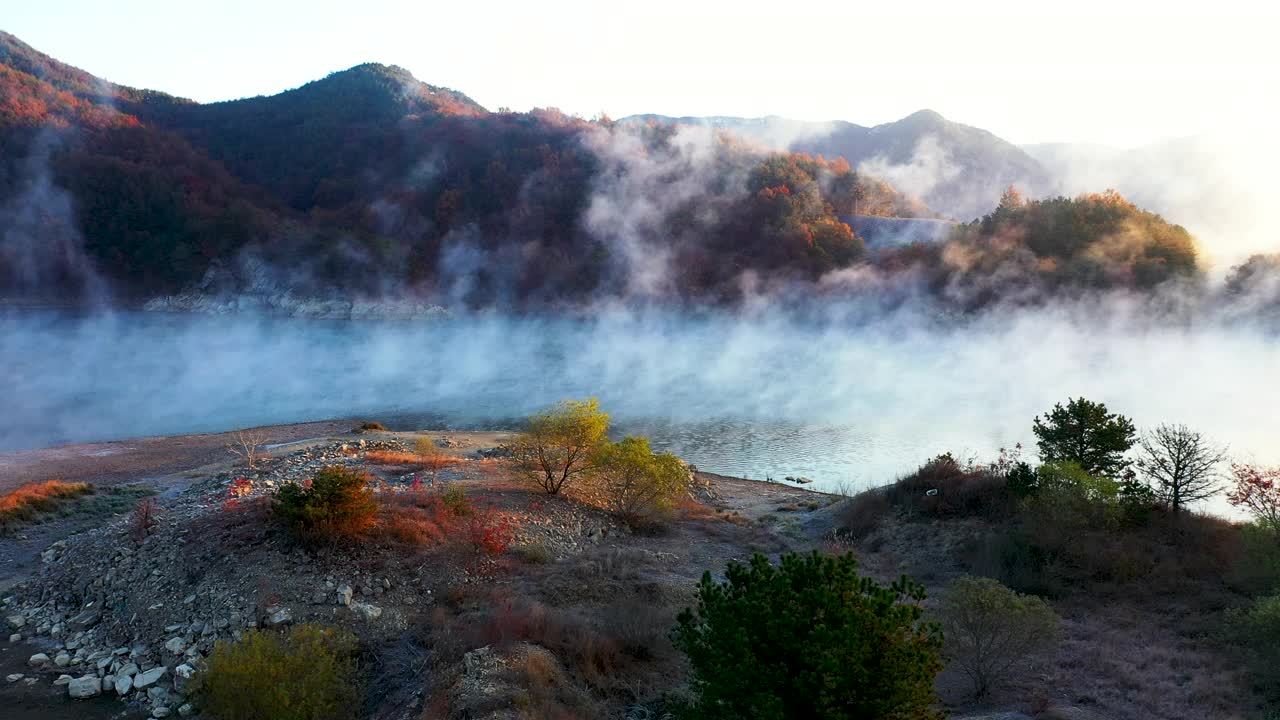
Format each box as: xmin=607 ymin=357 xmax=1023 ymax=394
xmin=54 ymin=652 xmax=71 ymax=667
xmin=133 ymin=666 xmax=166 ymax=689
xmin=54 ymin=674 xmax=73 ymax=686
xmin=6 ymin=673 xmax=24 ymax=682
xmin=28 ymin=652 xmax=49 ymax=666
xmin=8 ymin=633 xmax=21 ymax=642
xmin=264 ymin=605 xmax=292 ymax=627
xmin=67 ymin=675 xmax=102 ymax=699
xmin=350 ymin=601 xmax=382 ymax=621
xmin=114 ymin=674 xmax=134 ymax=695
xmin=5 ymin=614 xmax=25 ymax=630
xmin=164 ymin=636 xmax=187 ymax=655
xmin=337 ymin=584 xmax=353 ymax=606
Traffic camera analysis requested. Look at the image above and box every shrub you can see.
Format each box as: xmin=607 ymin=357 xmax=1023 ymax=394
xmin=1225 ymin=594 xmax=1280 ymax=701
xmin=513 ymin=398 xmax=610 ymax=494
xmin=1025 ymin=461 xmax=1120 ymax=532
xmin=590 ymin=436 xmax=689 ymax=526
xmin=442 ymin=484 xmax=471 ymax=515
xmin=936 ymin=576 xmax=1059 ymax=698
xmin=672 ymin=551 xmax=942 ymax=720
xmin=0 ymin=480 xmax=94 ymax=534
xmin=1228 ymin=523 xmax=1280 ymax=596
xmin=353 ymin=421 xmax=386 ymax=432
xmin=363 ymin=450 xmax=421 ymax=465
xmin=129 ymin=497 xmax=161 ymax=541
xmin=1006 ymin=462 xmax=1038 ymax=497
xmin=198 ymin=624 xmax=360 ymax=720
xmin=272 ymin=466 xmax=377 ymax=547
xmin=836 ymin=489 xmax=889 ymax=541
xmin=885 ymin=453 xmax=1014 ymax=518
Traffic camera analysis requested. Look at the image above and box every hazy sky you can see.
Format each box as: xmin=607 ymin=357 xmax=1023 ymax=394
xmin=4 ymin=0 xmax=1278 ymax=146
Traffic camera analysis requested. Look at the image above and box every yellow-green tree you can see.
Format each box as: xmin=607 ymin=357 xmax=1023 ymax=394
xmin=591 ymin=436 xmax=690 ymax=525
xmin=514 ymin=398 xmax=610 ymax=494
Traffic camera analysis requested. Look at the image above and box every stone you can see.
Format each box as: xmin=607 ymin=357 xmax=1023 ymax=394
xmin=8 ymin=633 xmax=20 ymax=642
xmin=336 ymin=584 xmax=353 ymax=606
xmin=153 ymin=707 xmax=172 ymax=718
xmin=69 ymin=608 xmax=101 ymax=629
xmin=264 ymin=605 xmax=292 ymax=627
xmin=114 ymin=674 xmax=134 ymax=695
xmin=28 ymin=652 xmax=49 ymax=666
xmin=54 ymin=652 xmax=71 ymax=667
xmin=54 ymin=674 xmax=73 ymax=686
xmin=118 ymin=662 xmax=139 ymax=677
xmin=6 ymin=673 xmax=24 ymax=682
xmin=350 ymin=601 xmax=382 ymax=621
xmin=133 ymin=666 xmax=166 ymax=689
xmin=164 ymin=636 xmax=186 ymax=655
xmin=67 ymin=675 xmax=102 ymax=699
xmin=178 ymin=703 xmax=196 ymax=717
xmin=5 ymin=614 xmax=25 ymax=630
xmin=148 ymin=686 xmax=170 ymax=704
xmin=174 ymin=663 xmax=196 ymax=680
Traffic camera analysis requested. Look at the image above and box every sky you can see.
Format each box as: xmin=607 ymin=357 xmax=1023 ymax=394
xmin=5 ymin=0 xmax=1278 ymax=147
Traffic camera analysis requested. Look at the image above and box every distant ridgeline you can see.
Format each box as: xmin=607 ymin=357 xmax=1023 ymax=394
xmin=0 ymin=31 xmax=1246 ymax=312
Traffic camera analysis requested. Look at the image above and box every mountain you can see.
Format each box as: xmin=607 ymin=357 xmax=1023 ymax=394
xmin=624 ymin=110 xmax=1052 ymax=221
xmin=0 ymin=32 xmax=1209 ymax=311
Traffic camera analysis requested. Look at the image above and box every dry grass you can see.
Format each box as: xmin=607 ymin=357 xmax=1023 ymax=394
xmin=365 ymin=450 xmax=425 ymax=466
xmin=0 ymin=479 xmax=94 ymax=534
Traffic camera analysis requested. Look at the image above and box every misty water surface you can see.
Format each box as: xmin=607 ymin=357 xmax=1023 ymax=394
xmin=3 ymin=308 xmax=1278 ymax=501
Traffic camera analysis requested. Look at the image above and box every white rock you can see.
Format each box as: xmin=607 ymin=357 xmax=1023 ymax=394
xmin=68 ymin=675 xmax=102 ymax=699
xmin=154 ymin=707 xmax=172 ymax=718
xmin=336 ymin=584 xmax=353 ymax=606
xmin=114 ymin=674 xmax=134 ymax=695
xmin=264 ymin=605 xmax=292 ymax=627
xmin=54 ymin=652 xmax=71 ymax=667
xmin=174 ymin=663 xmax=196 ymax=680
xmin=8 ymin=633 xmax=20 ymax=642
xmin=133 ymin=666 xmax=166 ymax=689
xmin=178 ymin=703 xmax=196 ymax=717
xmin=6 ymin=673 xmax=24 ymax=682
xmin=28 ymin=652 xmax=49 ymax=666
xmin=54 ymin=674 xmax=73 ymax=686
xmin=164 ymin=637 xmax=186 ymax=655
xmin=350 ymin=601 xmax=382 ymax=621
xmin=5 ymin=614 xmax=25 ymax=630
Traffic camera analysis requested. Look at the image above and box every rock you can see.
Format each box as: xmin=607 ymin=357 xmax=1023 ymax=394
xmin=1039 ymin=706 xmax=1111 ymax=720
xmin=350 ymin=601 xmax=382 ymax=621
xmin=264 ymin=605 xmax=292 ymax=627
xmin=148 ymin=686 xmax=170 ymax=704
xmin=154 ymin=707 xmax=172 ymax=718
xmin=336 ymin=584 xmax=353 ymax=606
xmin=5 ymin=614 xmax=25 ymax=630
xmin=54 ymin=652 xmax=71 ymax=667
xmin=164 ymin=637 xmax=186 ymax=655
xmin=68 ymin=675 xmax=103 ymax=699
xmin=178 ymin=703 xmax=196 ymax=717
xmin=118 ymin=662 xmax=139 ymax=677
xmin=8 ymin=633 xmax=20 ymax=642
xmin=114 ymin=674 xmax=134 ymax=695
xmin=54 ymin=674 xmax=73 ymax=686
xmin=6 ymin=673 xmax=24 ymax=682
xmin=174 ymin=663 xmax=196 ymax=680
xmin=133 ymin=666 xmax=166 ymax=689
xmin=69 ymin=608 xmax=101 ymax=629
xmin=28 ymin=653 xmax=49 ymax=666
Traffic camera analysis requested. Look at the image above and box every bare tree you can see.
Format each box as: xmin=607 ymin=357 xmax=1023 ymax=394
xmin=226 ymin=429 xmax=270 ymax=471
xmin=1137 ymin=424 xmax=1228 ymax=514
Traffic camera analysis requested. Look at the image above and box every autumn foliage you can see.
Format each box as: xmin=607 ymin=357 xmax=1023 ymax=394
xmin=1229 ymin=464 xmax=1280 ymax=531
xmin=0 ymin=480 xmax=93 ymax=533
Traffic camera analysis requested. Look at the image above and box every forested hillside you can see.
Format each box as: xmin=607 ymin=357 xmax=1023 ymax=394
xmin=0 ymin=31 xmax=1212 ymax=310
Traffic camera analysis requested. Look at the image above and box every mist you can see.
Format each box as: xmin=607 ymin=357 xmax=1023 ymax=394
xmin=4 ymin=304 xmax=1277 ymax=498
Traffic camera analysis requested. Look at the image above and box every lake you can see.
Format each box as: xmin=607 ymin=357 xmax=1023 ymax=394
xmin=3 ymin=307 xmax=1277 ymax=509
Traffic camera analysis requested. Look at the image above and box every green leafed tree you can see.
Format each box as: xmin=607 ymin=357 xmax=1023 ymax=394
xmin=1032 ymin=397 xmax=1136 ymax=477
xmin=672 ymin=551 xmax=943 ymax=720
xmin=590 ymin=435 xmax=690 ymax=526
xmin=513 ymin=398 xmax=610 ymax=494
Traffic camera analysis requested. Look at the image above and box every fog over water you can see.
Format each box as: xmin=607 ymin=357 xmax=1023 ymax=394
xmin=4 ymin=306 xmax=1277 ymax=501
